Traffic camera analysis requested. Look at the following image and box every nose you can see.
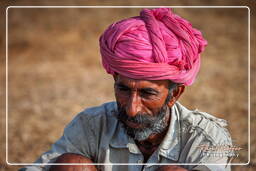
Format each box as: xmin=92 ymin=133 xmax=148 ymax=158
xmin=126 ymin=92 xmax=142 ymax=117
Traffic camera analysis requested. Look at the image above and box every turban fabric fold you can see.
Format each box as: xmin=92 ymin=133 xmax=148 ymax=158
xmin=99 ymin=8 xmax=207 ymax=86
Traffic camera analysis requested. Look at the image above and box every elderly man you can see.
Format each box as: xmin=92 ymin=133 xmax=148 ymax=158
xmin=21 ymin=8 xmax=234 ymax=171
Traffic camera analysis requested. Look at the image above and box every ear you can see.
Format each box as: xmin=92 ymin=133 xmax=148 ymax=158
xmin=167 ymin=85 xmax=185 ymax=108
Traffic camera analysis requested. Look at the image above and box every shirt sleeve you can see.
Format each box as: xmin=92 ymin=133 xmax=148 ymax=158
xmin=192 ymin=158 xmax=231 ymax=171
xmin=181 ymin=112 xmax=235 ymax=171
xmin=192 ymin=165 xmax=230 ymax=171
xmin=185 ymin=135 xmax=233 ymax=171
xmin=19 ymin=112 xmax=96 ymax=171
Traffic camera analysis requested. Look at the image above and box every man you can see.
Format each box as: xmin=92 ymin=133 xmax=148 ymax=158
xmin=21 ymin=8 xmax=234 ymax=171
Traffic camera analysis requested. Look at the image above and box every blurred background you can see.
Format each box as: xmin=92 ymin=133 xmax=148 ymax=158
xmin=0 ymin=0 xmax=255 ymax=170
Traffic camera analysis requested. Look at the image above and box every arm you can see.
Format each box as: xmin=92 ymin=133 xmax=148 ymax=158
xmin=19 ymin=112 xmax=98 ymax=171
xmin=49 ymin=153 xmax=98 ymax=171
xmin=156 ymin=166 xmax=188 ymax=171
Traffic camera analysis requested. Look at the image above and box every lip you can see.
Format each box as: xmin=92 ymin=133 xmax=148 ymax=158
xmin=125 ymin=121 xmax=143 ymax=129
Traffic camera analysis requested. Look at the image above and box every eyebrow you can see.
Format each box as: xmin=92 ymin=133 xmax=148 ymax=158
xmin=140 ymin=88 xmax=159 ymax=95
xmin=115 ymin=83 xmax=130 ymax=89
xmin=115 ymin=83 xmax=159 ymax=94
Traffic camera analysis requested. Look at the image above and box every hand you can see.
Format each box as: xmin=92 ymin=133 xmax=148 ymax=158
xmin=156 ymin=165 xmax=188 ymax=171
xmin=49 ymin=153 xmax=98 ymax=171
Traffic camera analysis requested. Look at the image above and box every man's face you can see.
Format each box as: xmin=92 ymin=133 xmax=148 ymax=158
xmin=114 ymin=75 xmax=173 ymax=141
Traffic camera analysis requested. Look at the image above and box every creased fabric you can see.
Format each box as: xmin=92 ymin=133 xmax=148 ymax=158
xmin=100 ymin=8 xmax=207 ymax=85
xmin=20 ymin=102 xmax=232 ymax=171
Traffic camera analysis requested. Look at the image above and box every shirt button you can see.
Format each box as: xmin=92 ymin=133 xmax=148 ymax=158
xmin=137 ymin=159 xmax=143 ymax=163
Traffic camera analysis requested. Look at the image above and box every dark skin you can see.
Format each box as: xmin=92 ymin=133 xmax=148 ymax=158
xmin=114 ymin=75 xmax=185 ymax=161
xmin=49 ymin=153 xmax=98 ymax=171
xmin=50 ymin=75 xmax=187 ymax=171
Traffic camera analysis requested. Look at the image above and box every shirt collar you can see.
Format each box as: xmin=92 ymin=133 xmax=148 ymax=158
xmin=109 ymin=113 xmax=129 ymax=148
xmin=158 ymin=103 xmax=181 ymax=161
xmin=109 ymin=121 xmax=142 ymax=154
xmin=109 ymin=102 xmax=181 ymax=160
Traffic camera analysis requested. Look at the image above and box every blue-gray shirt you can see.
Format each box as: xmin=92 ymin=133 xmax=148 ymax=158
xmin=22 ymin=101 xmax=234 ymax=171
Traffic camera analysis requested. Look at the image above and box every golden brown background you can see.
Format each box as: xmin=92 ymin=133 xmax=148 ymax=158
xmin=0 ymin=0 xmax=255 ymax=170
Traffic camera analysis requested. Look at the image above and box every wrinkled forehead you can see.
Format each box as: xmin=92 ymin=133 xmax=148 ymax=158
xmin=114 ymin=74 xmax=170 ymax=90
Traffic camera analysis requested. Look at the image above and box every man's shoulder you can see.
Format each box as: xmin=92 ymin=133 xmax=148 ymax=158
xmin=175 ymin=102 xmax=232 ymax=145
xmin=80 ymin=101 xmax=117 ymax=118
xmin=64 ymin=101 xmax=119 ymax=142
xmin=69 ymin=101 xmax=118 ymax=131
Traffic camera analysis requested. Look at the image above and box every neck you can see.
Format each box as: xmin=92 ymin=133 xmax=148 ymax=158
xmin=135 ymin=110 xmax=171 ymax=161
xmin=135 ymin=127 xmax=169 ymax=161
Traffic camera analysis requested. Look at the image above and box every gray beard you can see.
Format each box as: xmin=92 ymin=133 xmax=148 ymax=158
xmin=117 ymin=103 xmax=170 ymax=141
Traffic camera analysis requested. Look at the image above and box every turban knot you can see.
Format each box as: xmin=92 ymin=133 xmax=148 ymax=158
xmin=99 ymin=8 xmax=207 ymax=85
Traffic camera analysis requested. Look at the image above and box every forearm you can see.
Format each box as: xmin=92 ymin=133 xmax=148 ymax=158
xmin=156 ymin=165 xmax=188 ymax=171
xmin=49 ymin=153 xmax=98 ymax=171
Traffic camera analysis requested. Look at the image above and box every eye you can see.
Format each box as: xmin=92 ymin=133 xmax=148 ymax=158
xmin=118 ymin=86 xmax=130 ymax=92
xmin=115 ymin=84 xmax=130 ymax=92
xmin=140 ymin=89 xmax=158 ymax=98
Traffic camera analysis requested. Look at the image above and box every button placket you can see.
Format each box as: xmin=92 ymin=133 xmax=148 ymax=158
xmin=137 ymin=159 xmax=143 ymax=163
xmin=128 ymin=152 xmax=144 ymax=171
xmin=144 ymin=152 xmax=158 ymax=170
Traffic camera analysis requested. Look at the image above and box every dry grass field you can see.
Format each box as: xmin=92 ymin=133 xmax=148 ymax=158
xmin=0 ymin=0 xmax=255 ymax=170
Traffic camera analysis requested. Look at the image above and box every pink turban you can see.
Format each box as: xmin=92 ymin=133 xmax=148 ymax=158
xmin=99 ymin=8 xmax=207 ymax=86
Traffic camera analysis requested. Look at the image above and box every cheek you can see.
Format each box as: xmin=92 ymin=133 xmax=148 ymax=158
xmin=142 ymin=97 xmax=166 ymax=114
xmin=142 ymin=93 xmax=168 ymax=110
xmin=142 ymin=98 xmax=165 ymax=111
